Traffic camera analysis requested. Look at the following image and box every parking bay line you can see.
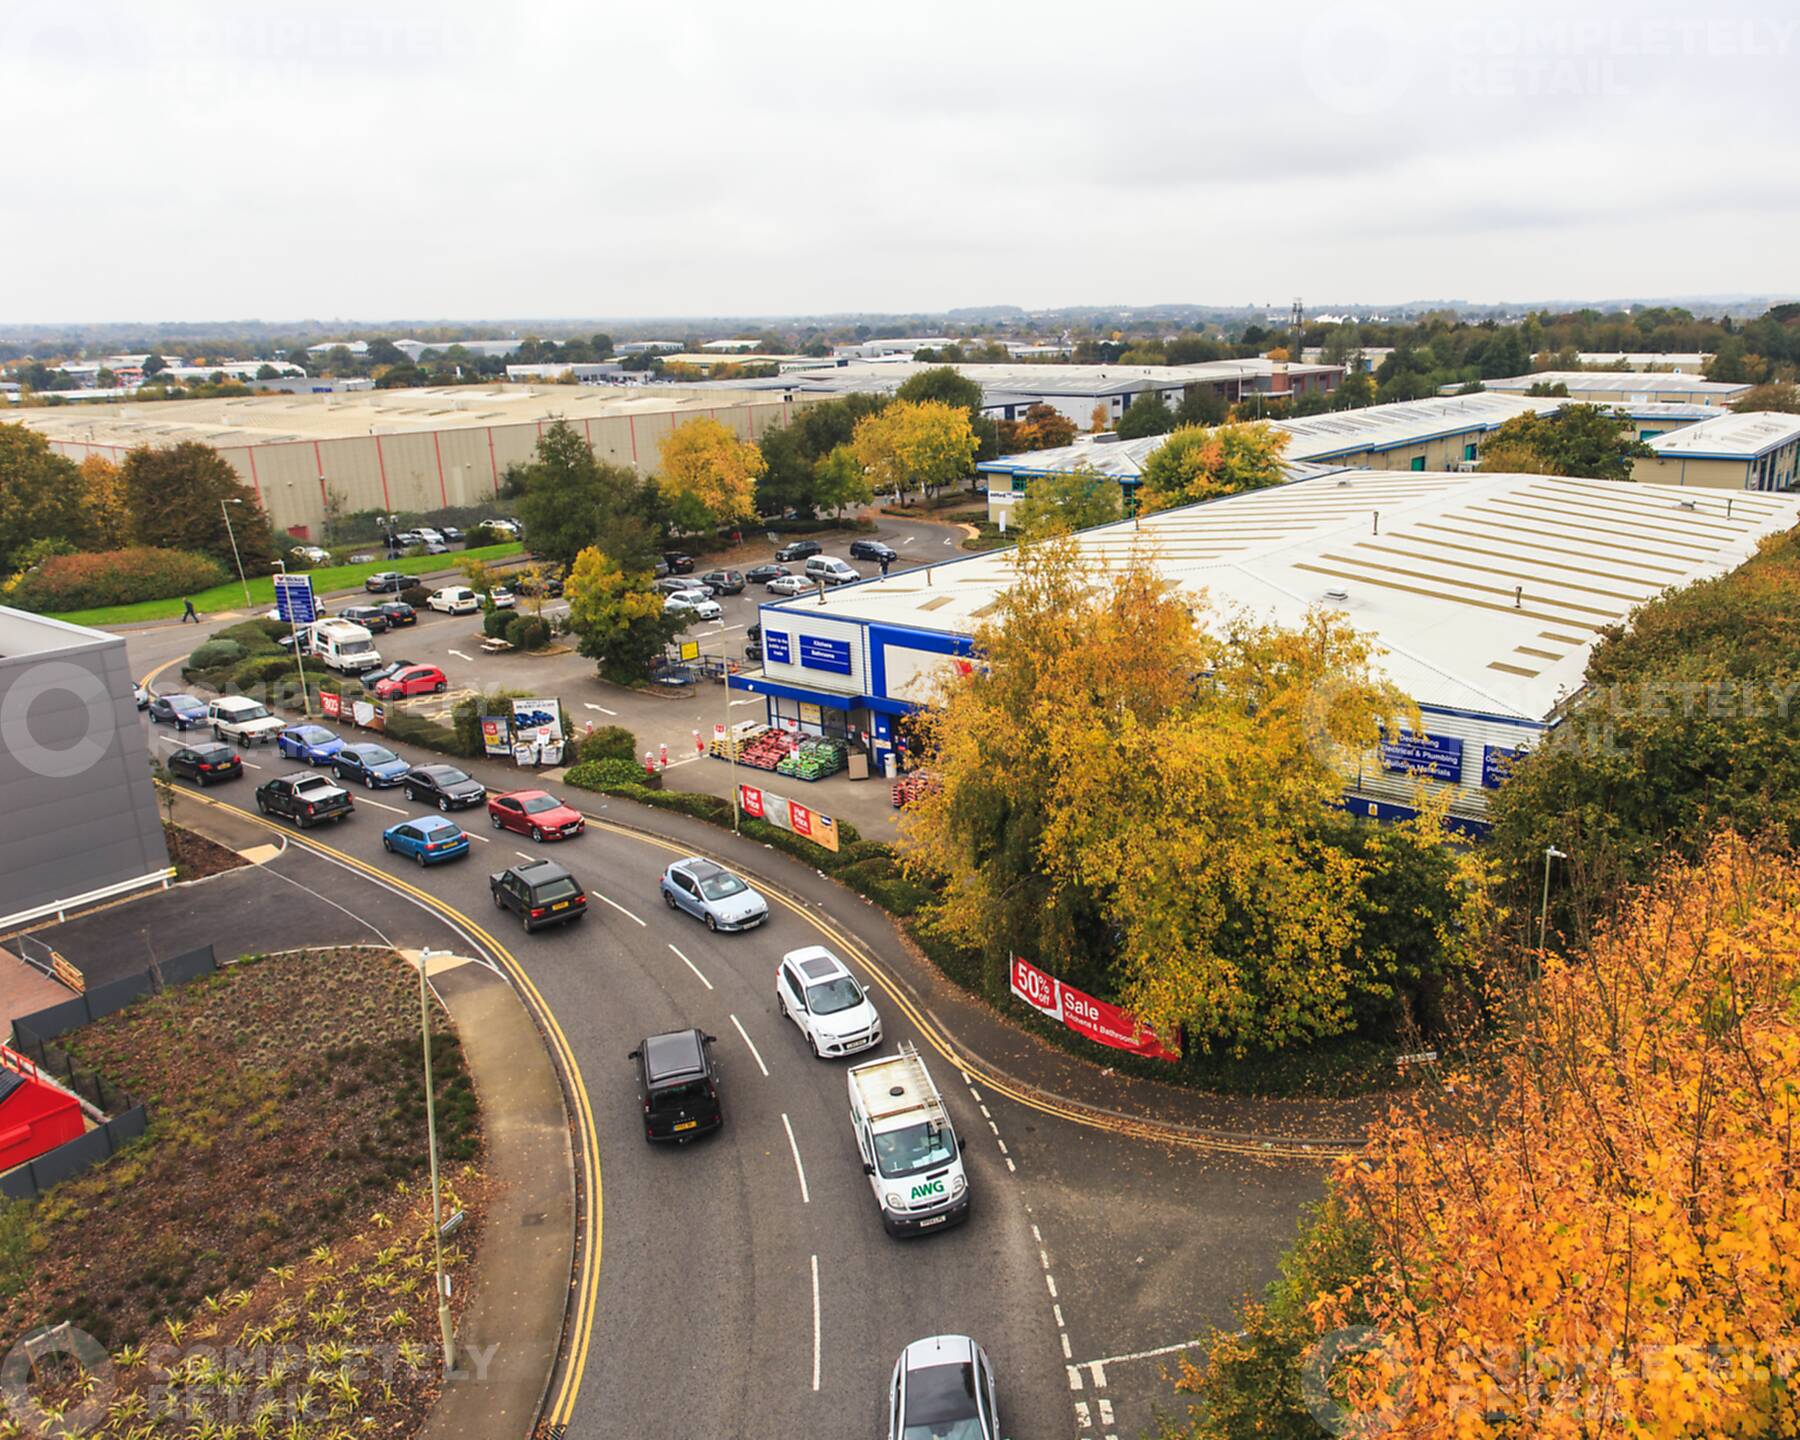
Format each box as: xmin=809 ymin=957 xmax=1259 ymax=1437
xmin=668 ymin=943 xmax=713 ymax=990
xmin=591 ymin=891 xmax=646 ymax=926
xmin=730 ymin=1013 xmax=770 ymax=1077
xmin=781 ymin=1112 xmax=811 ymax=1203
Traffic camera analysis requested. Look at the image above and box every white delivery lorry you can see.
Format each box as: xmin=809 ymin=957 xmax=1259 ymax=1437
xmin=847 ymin=1044 xmax=971 ymax=1236
xmin=307 ymin=618 xmax=382 ymax=674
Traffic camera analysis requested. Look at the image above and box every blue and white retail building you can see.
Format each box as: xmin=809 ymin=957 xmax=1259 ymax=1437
xmin=732 ymin=469 xmax=1800 ymax=830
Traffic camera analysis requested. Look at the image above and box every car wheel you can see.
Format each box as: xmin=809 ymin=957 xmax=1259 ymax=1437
xmin=521 ymin=911 xmax=532 ymax=932
xmin=807 ymin=1031 xmax=819 ymax=1059
xmin=531 ymin=826 xmax=544 ymax=842
xmin=490 ymin=814 xmax=502 ymax=830
xmin=438 ymin=798 xmax=450 ymax=812
xmin=705 ymin=914 xmax=718 ymax=933
xmin=416 ymin=851 xmax=428 ymax=868
xmin=434 ymin=681 xmax=446 ymax=693
xmin=196 ymin=773 xmax=208 ymax=788
xmin=493 ymin=890 xmax=505 ymax=910
xmin=663 ymin=889 xmax=677 ymax=910
xmin=364 ymin=774 xmax=374 ymax=788
xmin=256 ymin=798 xmax=268 ymax=814
xmin=382 ymin=837 xmax=393 ymax=852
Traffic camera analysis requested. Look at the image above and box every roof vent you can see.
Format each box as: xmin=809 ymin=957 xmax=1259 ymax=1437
xmin=889 ymin=1085 xmax=905 ymax=1098
xmin=1677 ymin=498 xmax=1697 ymax=510
xmin=1336 ymin=477 xmax=1352 ymax=487
xmin=1324 ymin=585 xmax=1350 ymax=602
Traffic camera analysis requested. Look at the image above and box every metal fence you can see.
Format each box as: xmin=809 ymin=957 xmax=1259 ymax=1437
xmin=0 ymin=1106 xmax=148 ymax=1201
xmin=9 ymin=945 xmax=216 ymax=1049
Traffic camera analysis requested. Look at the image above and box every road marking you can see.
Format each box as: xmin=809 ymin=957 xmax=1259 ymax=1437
xmin=1062 ymin=1331 xmax=1073 ymax=1359
xmin=592 ymin=891 xmax=646 ymax=926
xmin=359 ymin=797 xmax=409 ymax=815
xmin=1006 ymin=1156 xmax=1016 ymax=1172
xmin=729 ymin=698 xmax=758 ymax=707
xmin=1081 ymin=1339 xmax=1202 ymax=1370
xmin=730 ymin=1013 xmax=769 ymax=1077
xmin=710 ymin=623 xmax=745 ymax=633
xmin=1032 ymin=1224 xmax=1042 ymax=1243
xmin=1091 ymin=1361 xmax=1107 ymax=1388
xmin=782 ymin=1113 xmax=811 ymax=1203
xmin=448 ymin=648 xmax=473 ymax=661
xmin=1054 ymin=1304 xmax=1064 ymax=1327
xmin=1067 ymin=1365 xmax=1083 ymax=1391
xmin=242 ymin=761 xmax=264 ymax=770
xmin=810 ymin=1254 xmax=821 ymax=1392
xmin=583 ymin=703 xmax=619 ymax=716
xmin=1076 ymin=1401 xmax=1091 ymax=1428
xmin=1099 ymin=1398 xmax=1115 ymax=1425
xmin=669 ymin=943 xmax=713 ymax=990
xmin=942 ymin=536 xmax=954 ymax=546
xmin=1046 ymin=1273 xmax=1058 ymax=1300
xmin=902 ymin=536 xmax=915 ymax=545
xmin=515 ymin=850 xmax=537 ymax=862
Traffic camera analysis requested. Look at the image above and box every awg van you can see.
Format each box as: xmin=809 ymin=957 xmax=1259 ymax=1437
xmin=307 ymin=619 xmax=382 ymax=674
xmin=847 ymin=1044 xmax=970 ymax=1236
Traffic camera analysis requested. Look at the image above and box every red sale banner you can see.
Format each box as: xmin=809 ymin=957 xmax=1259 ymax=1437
xmin=738 ymin=784 xmax=765 ymax=819
xmin=319 ymin=690 xmax=341 ymax=719
xmin=790 ymin=802 xmax=814 ymax=839
xmin=1008 ymin=954 xmax=1181 ymax=1063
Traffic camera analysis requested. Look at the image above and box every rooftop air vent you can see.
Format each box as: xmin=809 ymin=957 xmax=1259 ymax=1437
xmin=1677 ymin=498 xmax=1697 ymax=510
xmin=1324 ymin=585 xmax=1350 ymax=602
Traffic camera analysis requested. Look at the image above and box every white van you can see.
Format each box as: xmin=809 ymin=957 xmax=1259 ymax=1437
xmin=805 ymin=556 xmax=859 ymax=587
xmin=428 ymin=586 xmax=481 ymax=615
xmin=847 ymin=1045 xmax=970 ymax=1236
xmin=308 ymin=619 xmax=382 ymax=674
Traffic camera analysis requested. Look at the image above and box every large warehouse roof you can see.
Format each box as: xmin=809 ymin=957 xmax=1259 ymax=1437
xmin=765 ymin=470 xmax=1800 ymax=722
xmin=4 ymin=384 xmax=783 ymax=450
xmin=1483 ymin=371 xmax=1749 ymax=400
xmin=1644 ymin=409 xmax=1800 ymax=460
xmin=702 ymin=357 xmax=1336 ymax=401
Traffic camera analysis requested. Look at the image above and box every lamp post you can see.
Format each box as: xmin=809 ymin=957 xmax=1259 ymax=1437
xmin=1537 ymin=845 xmax=1567 ymax=954
xmin=418 ymin=947 xmax=457 ymax=1375
xmin=220 ymin=498 xmax=252 ymax=608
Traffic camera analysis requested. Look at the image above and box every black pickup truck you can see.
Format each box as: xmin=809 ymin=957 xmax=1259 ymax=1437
xmin=255 ymin=771 xmax=355 ymax=829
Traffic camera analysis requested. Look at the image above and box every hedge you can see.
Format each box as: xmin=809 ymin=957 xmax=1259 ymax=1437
xmin=8 ymin=547 xmax=229 ymax=611
xmin=505 ymin=614 xmax=551 ymax=651
xmin=564 ymin=757 xmax=652 ymax=791
xmin=400 ymin=583 xmax=430 ymax=608
xmin=482 ymin=609 xmax=512 ymax=640
xmin=384 ymin=710 xmax=469 ymax=756
xmin=576 ymin=725 xmax=638 ymax=765
xmin=186 ymin=639 xmax=245 ymax=672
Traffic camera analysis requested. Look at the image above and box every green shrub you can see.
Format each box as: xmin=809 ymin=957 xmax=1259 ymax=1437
xmin=186 ymin=639 xmax=245 ymax=672
xmin=9 ymin=547 xmax=230 ymax=611
xmin=400 ymin=583 xmax=430 ymax=608
xmin=232 ymin=653 xmax=299 ymax=689
xmin=383 ymin=711 xmax=468 ymax=756
xmin=837 ymin=855 xmax=935 ymax=916
xmin=482 ymin=608 xmax=512 ymax=640
xmin=465 ymin=522 xmax=509 ymax=548
xmin=450 ymin=688 xmax=528 ymax=756
xmin=565 ymin=757 xmax=655 ymax=792
xmin=577 ymin=725 xmax=639 ymax=765
xmin=505 ymin=615 xmax=551 ymax=651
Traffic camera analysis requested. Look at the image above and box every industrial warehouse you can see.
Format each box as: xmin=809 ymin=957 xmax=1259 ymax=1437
xmin=734 ymin=470 xmax=1800 ymax=830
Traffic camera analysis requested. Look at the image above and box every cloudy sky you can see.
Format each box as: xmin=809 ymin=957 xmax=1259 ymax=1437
xmin=5 ymin=0 xmax=1797 ymax=323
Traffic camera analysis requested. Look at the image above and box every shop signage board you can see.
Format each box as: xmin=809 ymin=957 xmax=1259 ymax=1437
xmin=1009 ymin=954 xmax=1181 ymax=1062
xmin=319 ymin=690 xmax=341 ymax=719
xmin=1380 ymin=731 xmax=1464 ymax=783
xmin=798 ymin=634 xmax=852 ymax=675
xmin=351 ymin=699 xmax=385 ymax=732
xmin=679 ymin=639 xmax=700 ymax=662
xmin=273 ymin=574 xmax=317 ymax=625
xmin=1481 ymin=743 xmax=1527 ymax=789
xmin=737 ymin=784 xmax=839 ymax=853
xmin=764 ymin=630 xmax=792 ymax=665
xmin=511 ymin=698 xmax=564 ymax=766
xmin=480 ymin=715 xmax=511 ymax=757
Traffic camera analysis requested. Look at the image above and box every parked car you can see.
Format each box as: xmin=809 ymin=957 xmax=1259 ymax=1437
xmin=775 ymin=539 xmax=822 ymax=562
xmin=654 ymin=576 xmax=698 ymax=597
xmin=133 ymin=681 xmax=149 ymax=710
xmin=439 ymin=525 xmax=465 ymax=543
xmin=490 ymin=857 xmax=587 ymax=931
xmin=485 ymin=587 xmax=516 ymax=610
xmin=166 ymin=741 xmax=242 ymax=786
xmin=422 ymin=540 xmax=451 ymax=554
xmin=255 ymin=771 xmax=353 ymax=828
xmin=660 ymin=858 xmax=769 ymax=933
xmin=393 ymin=530 xmax=424 ymax=547
xmin=489 ymin=790 xmax=585 ymax=842
xmin=427 ymin=586 xmax=480 ymax=615
xmin=776 ymin=947 xmax=883 ymax=1057
xmin=403 ymin=763 xmax=487 ymax=811
xmin=372 ymin=664 xmax=448 ymax=700
xmin=207 ymin=696 xmax=283 ymax=745
xmin=889 ymin=1336 xmax=1001 ymax=1440
xmin=850 ymin=538 xmax=898 ymax=563
xmin=148 ymin=692 xmax=208 ymax=729
xmin=766 ymin=574 xmax=812 ymax=597
xmin=276 ymin=724 xmax=345 ymax=765
xmin=653 ymin=558 xmax=670 ymax=580
xmin=745 ymin=562 xmax=789 ymax=584
xmin=348 ymin=553 xmax=377 ymax=565
xmin=338 ymin=604 xmax=391 ymax=633
xmin=664 ymin=591 xmax=722 ymax=621
xmin=376 ymin=600 xmax=417 ymax=627
xmin=364 ymin=571 xmax=409 ymax=594
xmin=486 ymin=517 xmax=522 ymax=537
xmin=383 ymin=815 xmax=470 ymax=866
xmin=332 ymin=742 xmax=411 ymax=788
xmin=360 ymin=659 xmax=416 ymax=689
xmin=627 ymin=1028 xmax=723 ymax=1142
xmin=805 ymin=556 xmax=860 ymax=587
xmin=290 ymin=544 xmax=331 ymax=565
xmin=699 ymin=569 xmax=745 ymax=595
xmin=662 ymin=552 xmax=696 ymax=573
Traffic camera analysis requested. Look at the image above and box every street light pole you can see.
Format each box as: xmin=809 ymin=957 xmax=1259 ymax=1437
xmin=1538 ymin=845 xmax=1567 ymax=954
xmin=418 ymin=948 xmax=457 ymax=1375
xmin=220 ymin=498 xmax=252 ymax=608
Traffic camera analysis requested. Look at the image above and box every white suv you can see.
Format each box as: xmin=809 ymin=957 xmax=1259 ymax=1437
xmin=776 ymin=947 xmax=883 ymax=1058
xmin=428 ymin=586 xmax=481 ymax=615
xmin=207 ymin=696 xmax=283 ymax=745
xmin=665 ymin=589 xmax=722 ymax=621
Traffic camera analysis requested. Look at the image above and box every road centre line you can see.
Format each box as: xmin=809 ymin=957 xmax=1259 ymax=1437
xmin=810 ymin=1254 xmax=822 ymax=1392
xmin=591 ymin=890 xmax=646 ymax=926
xmin=669 ymin=943 xmax=713 ymax=990
xmin=730 ymin=1013 xmax=770 ymax=1077
xmin=1081 ymin=1338 xmax=1203 ymax=1370
xmin=359 ymin=796 xmax=409 ymax=815
xmin=781 ymin=1112 xmax=811 ymax=1203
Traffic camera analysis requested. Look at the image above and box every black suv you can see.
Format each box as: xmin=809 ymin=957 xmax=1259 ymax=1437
xmin=628 ymin=1029 xmax=723 ymax=1142
xmin=775 ymin=539 xmax=821 ymax=562
xmin=848 ymin=538 xmax=897 ymax=562
xmin=339 ymin=604 xmax=390 ymax=633
xmin=490 ymin=858 xmax=588 ymax=932
xmin=255 ymin=771 xmax=353 ymax=828
xmin=699 ymin=569 xmax=744 ymax=594
xmin=662 ymin=551 xmax=696 ymax=573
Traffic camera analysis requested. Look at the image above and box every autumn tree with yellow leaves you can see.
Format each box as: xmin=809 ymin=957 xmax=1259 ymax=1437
xmin=1136 ymin=422 xmax=1289 ymax=513
xmin=851 ymin=399 xmax=977 ymax=501
xmin=657 ymin=417 xmax=764 ymax=531
xmin=79 ymin=455 xmax=134 ymax=550
xmin=565 ymin=543 xmax=682 ymax=683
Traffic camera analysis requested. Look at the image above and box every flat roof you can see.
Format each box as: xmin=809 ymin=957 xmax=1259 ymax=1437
xmin=0 ymin=605 xmax=114 ymax=661
xmin=705 ymin=357 xmax=1338 ymax=401
xmin=1644 ymin=409 xmax=1800 ymax=461
xmin=1485 ymin=371 xmax=1749 ymax=398
xmin=5 ymin=383 xmax=790 ymax=449
xmin=763 ymin=470 xmax=1800 ymax=723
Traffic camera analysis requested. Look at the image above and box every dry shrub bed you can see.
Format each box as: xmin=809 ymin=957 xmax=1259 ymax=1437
xmin=1 ymin=947 xmax=484 ymax=1438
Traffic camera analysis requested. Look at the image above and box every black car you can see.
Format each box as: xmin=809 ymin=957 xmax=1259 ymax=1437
xmin=377 ymin=600 xmax=417 ymax=627
xmin=439 ymin=525 xmax=464 ymax=542
xmin=628 ymin=1028 xmax=723 ymax=1143
xmin=775 ymin=539 xmax=821 ymax=562
xmin=699 ymin=569 xmax=744 ymax=595
xmin=744 ymin=622 xmax=763 ymax=663
xmin=363 ymin=571 xmax=408 ymax=594
xmin=338 ymin=604 xmax=390 ymax=633
xmin=662 ymin=552 xmax=696 ymax=574
xmin=490 ymin=858 xmax=588 ymax=932
xmin=849 ymin=539 xmax=898 ymax=563
xmin=255 ymin=771 xmax=354 ymax=828
xmin=167 ymin=741 xmax=243 ymax=786
xmin=359 ymin=659 xmax=415 ymax=689
xmin=404 ymin=763 xmax=487 ymax=811
xmin=745 ymin=562 xmax=789 ymax=584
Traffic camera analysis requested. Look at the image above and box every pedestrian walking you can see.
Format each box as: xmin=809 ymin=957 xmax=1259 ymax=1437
xmin=181 ymin=598 xmax=199 ymax=623
xmin=879 ymin=556 xmax=891 ymax=579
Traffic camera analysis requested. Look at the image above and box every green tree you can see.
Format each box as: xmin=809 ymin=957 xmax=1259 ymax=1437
xmin=255 ymin=363 xmax=281 ymax=381
xmin=756 ymin=392 xmax=888 ymax=517
xmin=812 ymin=445 xmax=873 ymax=518
xmin=1705 ymin=336 xmax=1752 ymax=382
xmin=1476 ymin=403 xmax=1651 ymax=482
xmin=140 ymin=354 xmax=167 ymax=378
xmin=896 ymin=365 xmax=999 ymax=461
xmin=0 ymin=423 xmax=90 ymax=573
xmin=1011 ymin=463 xmax=1123 ymax=539
xmin=1114 ymin=389 xmax=1175 ymax=440
xmin=1174 ymin=385 xmax=1228 ymax=426
xmin=119 ymin=441 xmax=275 ymax=573
xmin=1732 ymin=380 xmax=1800 ymax=414
xmin=514 ymin=420 xmax=658 ymax=572
xmin=1137 ymin=423 xmax=1289 ymax=513
xmin=564 ymin=544 xmax=683 ymax=683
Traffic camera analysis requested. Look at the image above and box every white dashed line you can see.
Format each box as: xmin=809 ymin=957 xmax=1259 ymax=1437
xmin=1005 ymin=1157 xmax=1016 ymax=1172
xmin=810 ymin=1254 xmax=821 ymax=1392
xmin=1099 ymin=1398 xmax=1115 ymax=1425
xmin=781 ymin=1113 xmax=810 ymax=1203
xmin=668 ymin=943 xmax=712 ymax=990
xmin=1067 ymin=1365 xmax=1083 ymax=1391
xmin=591 ymin=890 xmax=647 ymax=926
xmin=515 ymin=850 xmax=536 ymax=861
xmin=730 ymin=1014 xmax=769 ymax=1077
xmin=1061 ymin=1332 xmax=1073 ymax=1359
xmin=1045 ymin=1273 xmax=1058 ymax=1300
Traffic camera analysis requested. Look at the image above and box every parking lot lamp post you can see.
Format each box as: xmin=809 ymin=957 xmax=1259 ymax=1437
xmin=1538 ymin=845 xmax=1567 ymax=955
xmin=220 ymin=498 xmax=252 ymax=607
xmin=418 ymin=947 xmax=457 ymax=1374
xmin=727 ymin=696 xmax=740 ymax=833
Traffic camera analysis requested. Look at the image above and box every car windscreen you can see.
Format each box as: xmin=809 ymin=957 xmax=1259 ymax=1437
xmin=228 ymin=703 xmax=270 ymax=720
xmin=521 ymin=795 xmax=562 ymax=814
xmin=649 ymin=1080 xmax=709 ymax=1113
xmin=529 ymin=877 xmax=580 ymax=903
xmin=296 ymin=728 xmax=331 ymax=744
xmin=697 ymin=872 xmax=748 ymax=902
xmin=805 ymin=976 xmax=863 ymax=1015
xmin=902 ymin=1362 xmax=981 ymax=1438
xmin=358 ymin=747 xmax=398 ymax=765
xmin=430 ymin=768 xmax=471 ymax=787
xmin=339 ymin=639 xmax=375 ymax=656
xmin=873 ymin=1120 xmax=958 ymax=1178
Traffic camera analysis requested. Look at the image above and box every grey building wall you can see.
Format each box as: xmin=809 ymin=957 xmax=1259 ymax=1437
xmin=0 ymin=613 xmax=170 ymax=923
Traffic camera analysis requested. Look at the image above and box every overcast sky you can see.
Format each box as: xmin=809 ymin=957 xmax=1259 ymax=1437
xmin=5 ymin=0 xmax=1797 ymax=325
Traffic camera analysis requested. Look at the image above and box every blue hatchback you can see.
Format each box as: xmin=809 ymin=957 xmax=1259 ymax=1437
xmin=382 ymin=815 xmax=470 ymax=866
xmin=332 ymin=743 xmax=411 ymax=788
xmin=277 ymin=724 xmax=345 ymax=764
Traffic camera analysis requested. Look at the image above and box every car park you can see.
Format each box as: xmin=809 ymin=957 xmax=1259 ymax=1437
xmin=255 ymin=771 xmax=354 ymax=828
xmin=307 ymin=618 xmax=382 ymax=673
xmin=660 ymin=858 xmax=769 ymax=932
xmin=848 ymin=1045 xmax=970 ymax=1235
xmin=888 ymin=1335 xmax=1001 ymax=1440
xmin=377 ymin=600 xmax=417 ymax=627
xmin=414 ymin=528 xmax=444 ymax=546
xmin=393 ymin=530 xmax=423 ymax=547
xmin=277 ymin=724 xmax=345 ymax=764
xmin=662 ymin=551 xmax=695 ymax=573
xmin=698 ymin=569 xmax=745 ymax=595
xmin=439 ymin=525 xmax=465 ymax=543
xmin=627 ymin=1028 xmax=723 ymax=1142
xmin=427 ymin=586 xmax=480 ymax=615
xmin=766 ymin=574 xmax=811 ymax=596
xmin=805 ymin=555 xmax=860 ymax=586
xmin=775 ymin=539 xmax=822 ymax=562
xmin=338 ymin=604 xmax=391 ymax=633
xmin=490 ymin=857 xmax=587 ymax=931
xmin=373 ymin=664 xmax=448 ymax=700
xmin=422 ymin=540 xmax=450 ymax=554
xmin=664 ymin=590 xmax=721 ymax=621
xmin=850 ymin=538 xmax=898 ymax=563
xmin=745 ymin=562 xmax=789 ymax=584
xmin=332 ymin=743 xmax=411 ymax=787
xmin=655 ymin=576 xmax=700 ymax=597
xmin=360 ymin=659 xmax=415 ymax=689
xmin=206 ymin=696 xmax=283 ymax=745
xmin=777 ymin=947 xmax=882 ymax=1056
xmin=489 ymin=790 xmax=585 ymax=842
xmin=166 ymin=741 xmax=243 ymax=786
xmin=403 ymin=763 xmax=486 ymax=811
xmin=383 ymin=815 xmax=470 ymax=866
xmin=364 ymin=571 xmax=409 ymax=593
xmin=148 ymin=692 xmax=208 ymax=729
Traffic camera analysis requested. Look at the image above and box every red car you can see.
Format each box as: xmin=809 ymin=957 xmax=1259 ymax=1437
xmin=488 ymin=790 xmax=585 ymax=842
xmin=373 ymin=664 xmax=448 ymax=700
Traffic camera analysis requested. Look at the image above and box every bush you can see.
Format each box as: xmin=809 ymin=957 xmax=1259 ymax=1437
xmin=465 ymin=522 xmax=509 ymax=548
xmin=449 ymin=688 xmax=528 ymax=757
xmin=232 ymin=653 xmax=299 ymax=689
xmin=566 ymin=757 xmax=655 ymax=792
xmin=577 ymin=725 xmax=639 ymax=765
xmin=7 ymin=547 xmax=229 ymax=612
xmin=400 ymin=583 xmax=430 ymax=608
xmin=505 ymin=615 xmax=551 ymax=651
xmin=186 ymin=639 xmax=245 ymax=672
xmin=482 ymin=608 xmax=512 ymax=640
xmin=383 ymin=710 xmax=469 ymax=756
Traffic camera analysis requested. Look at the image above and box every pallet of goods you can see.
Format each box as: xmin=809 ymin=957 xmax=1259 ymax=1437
xmin=723 ymin=727 xmax=798 ymax=772
xmin=775 ymin=737 xmax=847 ymax=782
xmin=891 ymin=770 xmax=941 ymax=809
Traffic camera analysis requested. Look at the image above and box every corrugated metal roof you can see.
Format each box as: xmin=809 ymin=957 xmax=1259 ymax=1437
xmin=1645 ymin=410 xmax=1800 ymax=460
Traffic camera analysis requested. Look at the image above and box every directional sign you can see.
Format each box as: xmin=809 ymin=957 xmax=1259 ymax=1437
xmin=274 ymin=574 xmax=317 ymax=625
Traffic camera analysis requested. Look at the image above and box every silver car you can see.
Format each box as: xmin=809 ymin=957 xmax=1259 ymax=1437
xmin=659 ymin=858 xmax=768 ymax=932
xmin=890 ymin=1335 xmax=1001 ymax=1440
